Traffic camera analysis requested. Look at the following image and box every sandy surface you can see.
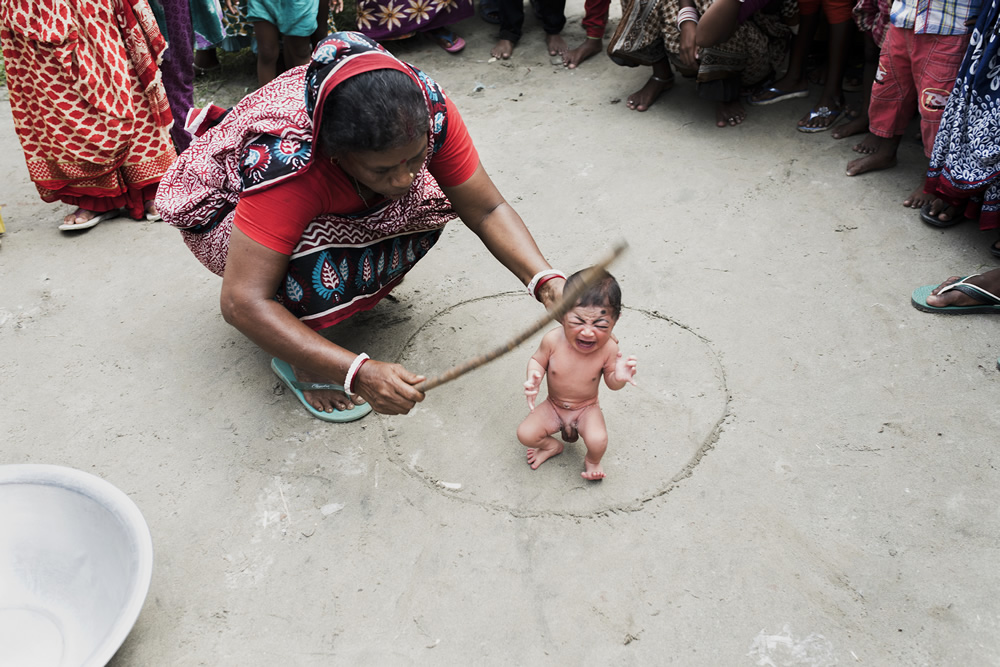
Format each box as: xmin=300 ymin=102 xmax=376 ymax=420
xmin=3 ymin=4 xmax=1000 ymax=664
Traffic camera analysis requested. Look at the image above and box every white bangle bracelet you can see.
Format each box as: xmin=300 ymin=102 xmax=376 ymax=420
xmin=526 ymin=269 xmax=567 ymax=300
xmin=344 ymin=353 xmax=370 ymax=397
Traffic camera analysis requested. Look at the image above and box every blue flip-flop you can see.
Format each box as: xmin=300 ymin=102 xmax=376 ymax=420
xmin=270 ymin=357 xmax=373 ymax=423
xmin=911 ymin=275 xmax=1000 ymax=315
xmin=797 ymin=105 xmax=844 ymax=133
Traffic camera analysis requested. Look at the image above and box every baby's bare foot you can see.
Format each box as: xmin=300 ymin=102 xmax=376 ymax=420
xmin=526 ymin=442 xmax=563 ymax=469
xmin=581 ymin=458 xmax=605 ymax=480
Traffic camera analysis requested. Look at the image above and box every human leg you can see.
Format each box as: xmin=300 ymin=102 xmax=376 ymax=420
xmin=492 ymin=0 xmax=524 ymax=58
xmin=158 ymin=0 xmax=196 ymax=151
xmin=517 ymin=402 xmax=565 ymax=469
xmin=798 ymin=18 xmax=851 ymax=131
xmin=538 ymin=0 xmax=568 ymax=54
xmin=312 ymin=0 xmax=330 ymax=45
xmin=626 ymin=59 xmax=674 ymax=111
xmin=283 ymin=34 xmax=313 ymax=68
xmin=897 ymin=33 xmax=969 ymax=208
xmin=845 ymin=25 xmax=915 ymax=177
xmin=576 ymin=405 xmax=608 ymax=480
xmin=833 ymin=32 xmax=878 ymax=141
xmin=564 ymin=0 xmax=610 ymax=67
xmin=252 ymin=21 xmax=281 ymax=85
xmin=749 ymin=10 xmax=819 ymax=104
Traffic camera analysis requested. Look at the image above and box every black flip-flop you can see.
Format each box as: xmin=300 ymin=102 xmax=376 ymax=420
xmin=919 ymin=202 xmax=967 ymax=228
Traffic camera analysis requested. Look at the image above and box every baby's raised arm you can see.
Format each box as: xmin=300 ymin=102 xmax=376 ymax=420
xmin=603 ymin=340 xmax=638 ymax=391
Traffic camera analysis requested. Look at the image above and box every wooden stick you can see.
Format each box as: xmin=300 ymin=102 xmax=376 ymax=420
xmin=415 ymin=241 xmax=628 ymax=392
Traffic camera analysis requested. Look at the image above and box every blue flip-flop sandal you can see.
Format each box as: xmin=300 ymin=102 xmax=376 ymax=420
xmin=271 ymin=358 xmax=373 ymax=422
xmin=911 ymin=275 xmax=1000 ymax=315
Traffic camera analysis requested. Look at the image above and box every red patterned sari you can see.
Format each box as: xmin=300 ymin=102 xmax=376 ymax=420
xmin=0 ymin=0 xmax=176 ymax=219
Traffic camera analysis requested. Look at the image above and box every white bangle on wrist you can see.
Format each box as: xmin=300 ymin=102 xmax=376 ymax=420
xmin=526 ymin=269 xmax=567 ymax=301
xmin=344 ymin=353 xmax=370 ymax=397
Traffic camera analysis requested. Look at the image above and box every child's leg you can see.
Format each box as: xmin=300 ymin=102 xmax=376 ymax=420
xmin=517 ymin=402 xmax=564 ymax=470
xmin=253 ymin=21 xmax=282 ymax=86
xmin=797 ymin=14 xmax=852 ymax=130
xmin=492 ymin=0 xmax=525 ymax=58
xmin=536 ymin=0 xmax=567 ymax=54
xmin=312 ymin=0 xmax=330 ymax=47
xmin=833 ymin=31 xmax=878 ymax=141
xmin=284 ymin=34 xmax=313 ymax=68
xmin=845 ymin=25 xmax=916 ymax=177
xmin=576 ymin=406 xmax=608 ymax=480
xmin=901 ymin=31 xmax=969 ymax=209
xmin=563 ymin=0 xmax=609 ymax=68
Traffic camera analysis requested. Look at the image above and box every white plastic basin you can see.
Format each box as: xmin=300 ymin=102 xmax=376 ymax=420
xmin=0 ymin=464 xmax=153 ymax=667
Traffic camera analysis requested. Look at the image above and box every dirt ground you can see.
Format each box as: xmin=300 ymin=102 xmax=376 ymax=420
xmin=3 ymin=3 xmax=1000 ymax=665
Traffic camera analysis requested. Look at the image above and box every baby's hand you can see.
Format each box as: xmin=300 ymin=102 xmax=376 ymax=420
xmin=524 ymin=370 xmax=542 ymax=411
xmin=615 ymin=352 xmax=638 ymax=386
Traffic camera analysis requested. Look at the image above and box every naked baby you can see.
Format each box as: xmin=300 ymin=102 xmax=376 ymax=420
xmin=516 ymin=269 xmax=638 ymax=480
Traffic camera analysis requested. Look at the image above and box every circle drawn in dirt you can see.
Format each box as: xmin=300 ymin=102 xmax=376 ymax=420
xmin=392 ymin=293 xmax=728 ymax=518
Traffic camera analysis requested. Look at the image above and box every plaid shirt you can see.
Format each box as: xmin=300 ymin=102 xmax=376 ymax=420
xmin=888 ymin=0 xmax=982 ymax=34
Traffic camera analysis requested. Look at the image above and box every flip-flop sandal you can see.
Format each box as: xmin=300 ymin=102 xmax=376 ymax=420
xmin=911 ymin=275 xmax=1000 ymax=314
xmin=427 ymin=29 xmax=465 ymax=53
xmin=479 ymin=0 xmax=500 ymax=23
xmin=746 ymin=86 xmax=809 ymax=106
xmin=271 ymin=357 xmax=373 ymax=423
xmin=919 ymin=202 xmax=966 ymax=228
xmin=58 ymin=208 xmax=120 ymax=232
xmin=990 ymin=240 xmax=1000 ymax=259
xmin=797 ymin=105 xmax=844 ymax=133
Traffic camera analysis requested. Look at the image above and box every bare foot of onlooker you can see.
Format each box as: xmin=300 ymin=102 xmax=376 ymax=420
xmin=845 ymin=136 xmax=900 ymax=176
xmin=581 ymin=457 xmax=605 ymax=480
xmin=831 ymin=110 xmax=868 ymax=140
xmin=491 ymin=38 xmax=515 ymax=59
xmin=716 ymin=100 xmax=746 ymax=127
xmin=545 ymin=33 xmax=567 ymax=56
xmin=526 ymin=441 xmax=563 ymax=469
xmin=563 ymin=37 xmax=602 ymax=68
xmin=903 ymin=183 xmax=935 ymax=209
xmin=851 ymin=133 xmax=881 ymax=154
xmin=626 ymin=75 xmax=673 ymax=111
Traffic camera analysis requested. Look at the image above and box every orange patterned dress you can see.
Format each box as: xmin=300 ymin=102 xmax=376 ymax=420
xmin=0 ymin=0 xmax=177 ymax=219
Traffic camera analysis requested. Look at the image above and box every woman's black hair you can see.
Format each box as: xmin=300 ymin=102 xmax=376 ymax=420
xmin=318 ymin=69 xmax=428 ymax=157
xmin=565 ymin=268 xmax=622 ymax=320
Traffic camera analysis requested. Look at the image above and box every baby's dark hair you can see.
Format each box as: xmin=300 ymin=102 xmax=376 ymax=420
xmin=319 ymin=69 xmax=428 ymax=157
xmin=565 ymin=268 xmax=622 ymax=320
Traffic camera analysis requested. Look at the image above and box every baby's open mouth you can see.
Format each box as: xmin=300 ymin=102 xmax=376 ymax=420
xmin=576 ymin=339 xmax=596 ymax=350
